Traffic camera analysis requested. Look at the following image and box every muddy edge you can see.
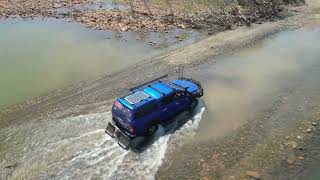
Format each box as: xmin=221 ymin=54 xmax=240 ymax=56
xmin=156 ymin=1 xmax=320 ymax=179
xmin=1 ymin=1 xmax=320 ymax=179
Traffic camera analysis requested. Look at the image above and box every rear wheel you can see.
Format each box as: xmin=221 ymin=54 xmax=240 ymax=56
xmin=146 ymin=124 xmax=158 ymax=136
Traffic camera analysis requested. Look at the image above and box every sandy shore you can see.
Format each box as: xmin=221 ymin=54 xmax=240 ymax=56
xmin=156 ymin=1 xmax=320 ymax=179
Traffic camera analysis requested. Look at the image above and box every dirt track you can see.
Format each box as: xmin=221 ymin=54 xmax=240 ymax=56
xmin=1 ymin=0 xmax=320 ymax=179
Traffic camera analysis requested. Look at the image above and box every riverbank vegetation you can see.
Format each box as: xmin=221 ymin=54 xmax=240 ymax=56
xmin=1 ymin=0 xmax=305 ymax=34
xmin=74 ymin=0 xmax=305 ymax=33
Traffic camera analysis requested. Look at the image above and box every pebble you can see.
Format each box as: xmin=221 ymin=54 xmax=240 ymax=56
xmin=148 ymin=42 xmax=156 ymax=46
xmin=297 ymin=155 xmax=305 ymax=160
xmin=53 ymin=3 xmax=62 ymax=8
xmin=202 ymin=176 xmax=210 ymax=180
xmin=285 ymin=136 xmax=290 ymax=140
xmin=212 ymin=153 xmax=220 ymax=160
xmin=307 ymin=129 xmax=312 ymax=133
xmin=312 ymin=122 xmax=317 ymax=126
xmin=284 ymin=141 xmax=297 ymax=148
xmin=245 ymin=171 xmax=261 ymax=179
xmin=287 ymin=159 xmax=294 ymax=165
xmin=121 ymin=26 xmax=128 ymax=32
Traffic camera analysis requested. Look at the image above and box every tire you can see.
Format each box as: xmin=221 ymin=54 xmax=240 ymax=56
xmin=146 ymin=124 xmax=158 ymax=136
xmin=188 ymin=99 xmax=198 ymax=113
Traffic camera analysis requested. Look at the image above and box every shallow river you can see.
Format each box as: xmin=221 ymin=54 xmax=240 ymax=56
xmin=1 ymin=25 xmax=320 ymax=179
xmin=196 ymin=28 xmax=320 ymax=140
xmin=0 ymin=18 xmax=203 ymax=108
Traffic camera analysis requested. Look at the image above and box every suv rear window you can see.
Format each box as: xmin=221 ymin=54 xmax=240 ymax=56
xmin=135 ymin=101 xmax=158 ymax=119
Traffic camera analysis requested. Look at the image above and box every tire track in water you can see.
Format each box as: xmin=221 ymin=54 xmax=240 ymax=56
xmin=102 ymin=104 xmax=205 ymax=180
xmin=3 ymin=105 xmax=205 ymax=179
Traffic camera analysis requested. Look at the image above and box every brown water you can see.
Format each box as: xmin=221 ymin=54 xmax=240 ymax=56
xmin=156 ymin=27 xmax=320 ymax=179
xmin=1 ymin=24 xmax=320 ymax=179
xmin=0 ymin=18 xmax=204 ymax=109
xmin=304 ymin=161 xmax=320 ymax=179
xmin=193 ymin=28 xmax=320 ymax=141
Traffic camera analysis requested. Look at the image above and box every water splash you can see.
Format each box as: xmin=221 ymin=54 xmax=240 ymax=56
xmin=2 ymin=105 xmax=205 ymax=179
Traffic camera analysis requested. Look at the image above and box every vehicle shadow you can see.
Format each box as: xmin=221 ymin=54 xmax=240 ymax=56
xmin=130 ymin=101 xmax=205 ymax=153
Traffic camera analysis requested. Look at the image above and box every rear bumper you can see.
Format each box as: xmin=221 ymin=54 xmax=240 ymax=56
xmin=105 ymin=121 xmax=133 ymax=149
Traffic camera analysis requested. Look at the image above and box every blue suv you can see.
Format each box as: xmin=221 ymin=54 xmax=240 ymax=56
xmin=105 ymin=75 xmax=203 ymax=149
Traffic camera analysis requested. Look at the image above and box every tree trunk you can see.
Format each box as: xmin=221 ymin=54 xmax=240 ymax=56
xmin=165 ymin=0 xmax=174 ymax=16
xmin=165 ymin=0 xmax=174 ymax=22
xmin=142 ymin=0 xmax=153 ymax=15
xmin=129 ymin=0 xmax=135 ymax=15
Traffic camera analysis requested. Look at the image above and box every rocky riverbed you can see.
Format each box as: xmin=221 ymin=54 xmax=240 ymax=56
xmin=0 ymin=0 xmax=93 ymax=18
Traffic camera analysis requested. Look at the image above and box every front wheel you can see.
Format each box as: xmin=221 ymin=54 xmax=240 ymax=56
xmin=187 ymin=99 xmax=198 ymax=116
xmin=189 ymin=99 xmax=198 ymax=110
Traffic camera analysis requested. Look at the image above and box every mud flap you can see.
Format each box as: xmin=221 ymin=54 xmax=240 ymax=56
xmin=115 ymin=130 xmax=131 ymax=149
xmin=105 ymin=122 xmax=131 ymax=149
xmin=105 ymin=122 xmax=116 ymax=138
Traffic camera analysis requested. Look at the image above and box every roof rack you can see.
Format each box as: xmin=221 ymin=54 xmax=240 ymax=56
xmin=130 ymin=75 xmax=168 ymax=92
xmin=148 ymin=85 xmax=166 ymax=96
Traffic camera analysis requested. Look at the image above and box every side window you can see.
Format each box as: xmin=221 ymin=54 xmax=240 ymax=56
xmin=161 ymin=93 xmax=178 ymax=105
xmin=135 ymin=101 xmax=158 ymax=119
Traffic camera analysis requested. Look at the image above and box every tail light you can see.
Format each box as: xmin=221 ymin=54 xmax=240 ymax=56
xmin=129 ymin=126 xmax=136 ymax=135
xmin=115 ymin=100 xmax=123 ymax=109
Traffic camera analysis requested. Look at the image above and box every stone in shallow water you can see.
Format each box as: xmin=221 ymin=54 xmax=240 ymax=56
xmin=287 ymin=159 xmax=295 ymax=165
